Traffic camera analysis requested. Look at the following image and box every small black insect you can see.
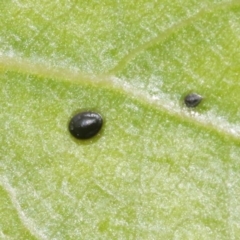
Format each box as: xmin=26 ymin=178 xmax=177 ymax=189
xmin=184 ymin=93 xmax=202 ymax=108
xmin=69 ymin=111 xmax=103 ymax=140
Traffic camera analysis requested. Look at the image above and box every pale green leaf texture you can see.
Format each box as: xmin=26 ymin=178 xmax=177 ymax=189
xmin=1 ymin=1 xmax=240 ymax=239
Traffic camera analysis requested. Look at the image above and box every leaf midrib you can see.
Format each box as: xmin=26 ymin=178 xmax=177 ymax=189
xmin=1 ymin=54 xmax=240 ymax=145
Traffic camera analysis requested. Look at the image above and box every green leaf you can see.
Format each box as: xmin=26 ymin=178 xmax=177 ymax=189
xmin=1 ymin=1 xmax=240 ymax=239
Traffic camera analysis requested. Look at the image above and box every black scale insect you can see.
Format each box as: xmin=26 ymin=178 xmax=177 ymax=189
xmin=184 ymin=93 xmax=202 ymax=108
xmin=69 ymin=111 xmax=103 ymax=139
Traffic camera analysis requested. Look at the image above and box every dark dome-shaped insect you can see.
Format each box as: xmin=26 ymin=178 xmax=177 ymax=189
xmin=184 ymin=93 xmax=202 ymax=108
xmin=69 ymin=111 xmax=103 ymax=140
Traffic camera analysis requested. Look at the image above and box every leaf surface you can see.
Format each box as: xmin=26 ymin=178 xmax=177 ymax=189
xmin=1 ymin=1 xmax=240 ymax=239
